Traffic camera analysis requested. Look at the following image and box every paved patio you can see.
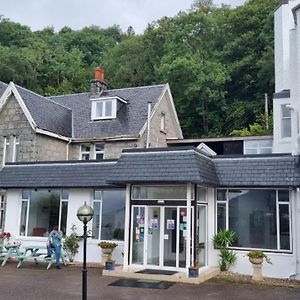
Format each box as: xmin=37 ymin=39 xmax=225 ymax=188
xmin=0 ymin=263 xmax=299 ymax=300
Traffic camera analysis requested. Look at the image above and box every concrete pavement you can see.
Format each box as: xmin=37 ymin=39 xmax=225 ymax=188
xmin=0 ymin=263 xmax=299 ymax=300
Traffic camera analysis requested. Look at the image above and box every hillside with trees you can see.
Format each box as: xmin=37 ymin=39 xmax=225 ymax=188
xmin=0 ymin=0 xmax=280 ymax=137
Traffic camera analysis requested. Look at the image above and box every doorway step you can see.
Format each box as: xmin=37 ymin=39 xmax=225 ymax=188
xmin=103 ymin=266 xmax=220 ymax=284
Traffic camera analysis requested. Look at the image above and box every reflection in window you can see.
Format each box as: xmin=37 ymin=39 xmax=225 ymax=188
xmin=20 ymin=189 xmax=69 ymax=237
xmin=281 ymin=104 xmax=291 ymax=138
xmin=216 ymin=189 xmax=291 ymax=251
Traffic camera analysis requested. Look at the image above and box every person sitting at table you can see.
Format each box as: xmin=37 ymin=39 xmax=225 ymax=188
xmin=45 ymin=225 xmax=62 ymax=269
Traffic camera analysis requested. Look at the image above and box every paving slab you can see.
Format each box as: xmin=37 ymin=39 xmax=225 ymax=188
xmin=0 ymin=262 xmax=299 ymax=300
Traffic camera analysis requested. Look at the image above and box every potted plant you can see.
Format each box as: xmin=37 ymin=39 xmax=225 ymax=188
xmin=63 ymin=225 xmax=82 ymax=262
xmin=212 ymin=229 xmax=237 ymax=271
xmin=188 ymin=263 xmax=200 ymax=278
xmin=98 ymin=241 xmax=118 ymax=268
xmin=97 ymin=241 xmax=118 ymax=255
xmin=247 ymin=250 xmax=271 ymax=281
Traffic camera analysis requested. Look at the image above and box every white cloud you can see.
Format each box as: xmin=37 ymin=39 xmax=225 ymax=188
xmin=1 ymin=0 xmax=246 ymax=33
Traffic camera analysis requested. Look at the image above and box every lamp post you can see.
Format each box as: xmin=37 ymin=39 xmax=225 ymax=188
xmin=77 ymin=202 xmax=93 ymax=300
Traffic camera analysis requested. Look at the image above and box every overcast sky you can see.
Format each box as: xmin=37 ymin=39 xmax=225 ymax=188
xmin=1 ymin=0 xmax=246 ymax=34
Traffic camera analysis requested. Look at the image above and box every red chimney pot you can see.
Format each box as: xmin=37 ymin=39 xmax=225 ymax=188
xmin=95 ymin=67 xmax=104 ymax=81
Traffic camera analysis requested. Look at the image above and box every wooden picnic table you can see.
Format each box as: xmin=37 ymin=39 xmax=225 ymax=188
xmin=17 ymin=245 xmax=69 ymax=269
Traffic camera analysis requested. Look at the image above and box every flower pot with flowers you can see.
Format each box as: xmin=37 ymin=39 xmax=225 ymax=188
xmin=0 ymin=232 xmax=11 ymax=253
xmin=247 ymin=250 xmax=271 ymax=281
xmin=97 ymin=241 xmax=118 ymax=267
xmin=63 ymin=225 xmax=82 ymax=262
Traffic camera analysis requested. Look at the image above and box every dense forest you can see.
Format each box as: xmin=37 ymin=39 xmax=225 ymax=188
xmin=0 ymin=0 xmax=280 ymax=138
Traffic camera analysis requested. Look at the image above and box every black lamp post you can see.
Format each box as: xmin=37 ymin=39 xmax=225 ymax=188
xmin=77 ymin=202 xmax=93 ymax=300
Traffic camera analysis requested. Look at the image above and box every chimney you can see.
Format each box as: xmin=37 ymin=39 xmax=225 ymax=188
xmin=90 ymin=67 xmax=108 ymax=97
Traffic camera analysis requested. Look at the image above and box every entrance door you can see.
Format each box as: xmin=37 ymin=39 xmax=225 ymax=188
xmin=131 ymin=205 xmax=193 ymax=270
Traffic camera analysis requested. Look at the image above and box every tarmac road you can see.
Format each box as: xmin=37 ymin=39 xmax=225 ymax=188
xmin=0 ymin=263 xmax=299 ymax=300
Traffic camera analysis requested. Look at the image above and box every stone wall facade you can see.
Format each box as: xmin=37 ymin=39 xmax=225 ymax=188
xmin=0 ymin=95 xmax=67 ymax=166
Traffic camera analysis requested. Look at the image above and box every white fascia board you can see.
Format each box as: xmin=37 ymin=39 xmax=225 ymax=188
xmin=139 ymin=84 xmax=183 ymax=138
xmin=197 ymin=142 xmax=217 ymax=156
xmin=35 ymin=128 xmax=70 ymax=142
xmin=90 ymin=96 xmax=127 ymax=104
xmin=0 ymin=82 xmax=37 ymax=131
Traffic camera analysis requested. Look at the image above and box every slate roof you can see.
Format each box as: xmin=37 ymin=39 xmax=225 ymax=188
xmin=214 ymin=155 xmax=300 ymax=187
xmin=15 ymin=84 xmax=72 ymax=137
xmin=0 ymin=148 xmax=298 ymax=189
xmin=49 ymin=85 xmax=166 ymax=138
xmin=0 ymin=160 xmax=119 ymax=188
xmin=0 ymin=81 xmax=8 ymax=96
xmin=107 ymin=147 xmax=219 ymax=186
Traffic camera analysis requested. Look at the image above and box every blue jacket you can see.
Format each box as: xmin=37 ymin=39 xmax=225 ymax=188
xmin=48 ymin=231 xmax=62 ymax=246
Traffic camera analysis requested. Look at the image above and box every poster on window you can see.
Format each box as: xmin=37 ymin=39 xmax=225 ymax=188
xmin=151 ymin=218 xmax=159 ymax=229
xmin=167 ymin=219 xmax=175 ymax=230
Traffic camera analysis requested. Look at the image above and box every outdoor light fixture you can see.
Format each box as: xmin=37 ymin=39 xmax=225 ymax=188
xmin=77 ymin=202 xmax=93 ymax=300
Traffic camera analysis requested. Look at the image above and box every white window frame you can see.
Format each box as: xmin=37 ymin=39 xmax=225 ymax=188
xmin=160 ymin=112 xmax=166 ymax=132
xmin=94 ymin=143 xmax=104 ymax=160
xmin=281 ymin=104 xmax=292 ymax=138
xmin=92 ymin=191 xmax=103 ymax=240
xmin=20 ymin=189 xmax=69 ymax=237
xmin=91 ymin=99 xmax=117 ymax=120
xmin=80 ymin=144 xmax=91 ymax=160
xmin=216 ymin=188 xmax=292 ymax=253
xmin=12 ymin=136 xmax=20 ymax=162
xmin=244 ymin=140 xmax=273 ymax=155
xmin=0 ymin=194 xmax=5 ymax=230
xmin=2 ymin=137 xmax=10 ymax=166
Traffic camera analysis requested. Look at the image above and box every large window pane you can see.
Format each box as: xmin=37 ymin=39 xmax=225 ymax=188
xmin=229 ymin=190 xmax=277 ymax=249
xmin=101 ymin=190 xmax=125 ymax=240
xmin=217 ymin=203 xmax=226 ymax=232
xmin=279 ymin=204 xmax=290 ymax=250
xmin=92 ymin=201 xmax=101 ymax=240
xmin=132 ymin=186 xmax=188 ymax=200
xmin=20 ymin=201 xmax=28 ymax=236
xmin=28 ymin=190 xmax=60 ymax=237
xmin=60 ymin=201 xmax=68 ymax=235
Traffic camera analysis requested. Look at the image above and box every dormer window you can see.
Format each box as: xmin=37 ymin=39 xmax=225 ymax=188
xmin=91 ymin=96 xmax=127 ymax=121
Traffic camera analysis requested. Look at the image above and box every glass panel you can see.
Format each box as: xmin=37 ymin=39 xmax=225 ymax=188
xmin=259 ymin=140 xmax=273 ymax=147
xmin=132 ymin=186 xmax=187 ymax=200
xmin=279 ymin=204 xmax=290 ymax=250
xmin=14 ymin=137 xmax=20 ymax=162
xmin=197 ymin=205 xmax=207 ymax=266
xmin=22 ymin=190 xmax=30 ymax=199
xmin=244 ymin=141 xmax=258 ymax=148
xmin=20 ymin=201 xmax=28 ymax=236
xmin=27 ymin=190 xmax=60 ymax=237
xmin=147 ymin=207 xmax=160 ymax=265
xmin=259 ymin=148 xmax=272 ymax=154
xmin=105 ymin=100 xmax=112 ymax=116
xmin=178 ymin=208 xmax=187 ymax=268
xmin=217 ymin=203 xmax=226 ymax=232
xmin=217 ymin=189 xmax=226 ymax=201
xmin=61 ymin=190 xmax=69 ymax=200
xmin=92 ymin=201 xmax=101 ymax=240
xmin=60 ymin=201 xmax=68 ymax=235
xmin=197 ymin=187 xmax=207 ymax=202
xmin=132 ymin=207 xmax=145 ymax=264
xmin=282 ymin=104 xmax=291 ymax=118
xmin=244 ymin=148 xmax=258 ymax=155
xmin=94 ymin=191 xmax=102 ymax=200
xmin=81 ymin=145 xmax=90 ymax=152
xmin=278 ymin=190 xmax=289 ymax=202
xmin=229 ymin=190 xmax=277 ymax=249
xmin=164 ymin=207 xmax=177 ymax=267
xmin=81 ymin=154 xmax=90 ymax=160
xmin=100 ymin=190 xmax=126 ymax=240
xmin=282 ymin=119 xmax=292 ymax=138
xmin=96 ymin=101 xmax=103 ymax=117
xmin=5 ymin=140 xmax=10 ymax=163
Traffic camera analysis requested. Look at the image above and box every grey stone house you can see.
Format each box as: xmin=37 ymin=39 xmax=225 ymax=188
xmin=0 ymin=69 xmax=182 ymax=165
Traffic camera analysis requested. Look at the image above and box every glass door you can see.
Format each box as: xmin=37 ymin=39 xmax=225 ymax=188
xmin=131 ymin=206 xmax=145 ymax=264
xmin=197 ymin=204 xmax=207 ymax=266
xmin=147 ymin=206 xmax=161 ymax=266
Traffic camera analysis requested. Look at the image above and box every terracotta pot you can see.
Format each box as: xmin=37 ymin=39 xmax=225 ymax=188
xmin=249 ymin=257 xmax=263 ymax=265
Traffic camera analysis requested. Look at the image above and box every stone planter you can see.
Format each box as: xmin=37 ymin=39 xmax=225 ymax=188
xmin=249 ymin=257 xmax=263 ymax=281
xmin=101 ymin=248 xmax=114 ymax=255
